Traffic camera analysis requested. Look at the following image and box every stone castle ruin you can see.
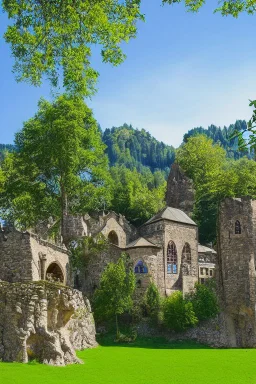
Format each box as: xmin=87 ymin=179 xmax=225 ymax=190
xmin=1 ymin=163 xmax=256 ymax=362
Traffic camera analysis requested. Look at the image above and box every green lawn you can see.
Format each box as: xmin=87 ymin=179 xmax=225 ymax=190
xmin=1 ymin=338 xmax=256 ymax=384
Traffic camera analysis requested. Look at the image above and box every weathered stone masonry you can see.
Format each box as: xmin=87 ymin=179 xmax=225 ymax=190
xmin=0 ymin=281 xmax=97 ymax=365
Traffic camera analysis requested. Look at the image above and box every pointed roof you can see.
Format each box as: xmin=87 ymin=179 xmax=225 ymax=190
xmin=143 ymin=206 xmax=197 ymax=227
xmin=126 ymin=237 xmax=160 ymax=249
xmin=198 ymin=244 xmax=217 ymax=254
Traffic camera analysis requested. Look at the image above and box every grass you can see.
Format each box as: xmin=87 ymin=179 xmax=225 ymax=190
xmin=1 ymin=337 xmax=256 ymax=384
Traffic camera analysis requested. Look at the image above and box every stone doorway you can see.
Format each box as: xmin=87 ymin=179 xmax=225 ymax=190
xmin=46 ymin=263 xmax=64 ymax=283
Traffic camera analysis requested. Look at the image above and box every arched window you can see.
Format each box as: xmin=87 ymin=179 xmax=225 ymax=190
xmin=134 ymin=260 xmax=148 ymax=274
xmin=167 ymin=241 xmax=178 ymax=274
xmin=182 ymin=243 xmax=191 ymax=264
xmin=46 ymin=263 xmax=64 ymax=283
xmin=235 ymin=220 xmax=241 ymax=235
xmin=108 ymin=230 xmax=119 ymax=245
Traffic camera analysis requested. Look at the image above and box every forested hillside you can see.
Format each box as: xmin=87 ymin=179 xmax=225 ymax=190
xmin=102 ymin=124 xmax=175 ymax=176
xmin=183 ymin=120 xmax=250 ymax=159
xmin=0 ymin=144 xmax=15 ymax=161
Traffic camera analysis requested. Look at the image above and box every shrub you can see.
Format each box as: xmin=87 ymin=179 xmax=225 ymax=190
xmin=189 ymin=282 xmax=219 ymax=321
xmin=144 ymin=282 xmax=161 ymax=323
xmin=163 ymin=291 xmax=198 ymax=332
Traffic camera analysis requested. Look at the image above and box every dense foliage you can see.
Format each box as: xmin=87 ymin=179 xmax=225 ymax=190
xmin=93 ymin=254 xmax=136 ymax=338
xmin=144 ymin=282 xmax=161 ymax=322
xmin=0 ymin=95 xmax=110 ymax=233
xmin=0 ymin=144 xmax=16 ymax=162
xmin=109 ymin=165 xmax=166 ymax=225
xmin=2 ymin=0 xmax=143 ymax=97
xmin=162 ymin=0 xmax=256 ymax=17
xmin=188 ymin=282 xmax=219 ymax=322
xmin=163 ymin=291 xmax=198 ymax=332
xmin=183 ymin=120 xmax=250 ymax=159
xmin=177 ymin=135 xmax=256 ymax=243
xmin=103 ymin=124 xmax=175 ymax=176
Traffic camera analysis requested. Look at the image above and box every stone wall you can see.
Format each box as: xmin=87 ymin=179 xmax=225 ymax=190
xmin=164 ymin=220 xmax=198 ymax=294
xmin=217 ymin=197 xmax=256 ymax=347
xmin=0 ymin=229 xmax=33 ymax=282
xmin=165 ymin=164 xmax=195 ymax=217
xmin=101 ymin=217 xmax=127 ymax=248
xmin=80 ymin=245 xmax=122 ymax=297
xmin=0 ymin=228 xmax=70 ymax=285
xmin=30 ymin=234 xmax=70 ymax=284
xmin=126 ymin=246 xmax=165 ymax=294
xmin=0 ymin=281 xmax=96 ymax=365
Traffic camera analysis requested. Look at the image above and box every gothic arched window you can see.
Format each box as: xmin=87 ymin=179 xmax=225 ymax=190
xmin=235 ymin=220 xmax=241 ymax=235
xmin=134 ymin=260 xmax=148 ymax=274
xmin=167 ymin=241 xmax=178 ymax=274
xmin=182 ymin=243 xmax=191 ymax=264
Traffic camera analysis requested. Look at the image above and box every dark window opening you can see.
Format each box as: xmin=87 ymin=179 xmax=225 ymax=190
xmin=108 ymin=230 xmax=119 ymax=246
xmin=46 ymin=263 xmax=64 ymax=283
xmin=235 ymin=220 xmax=241 ymax=234
xmin=167 ymin=241 xmax=178 ymax=274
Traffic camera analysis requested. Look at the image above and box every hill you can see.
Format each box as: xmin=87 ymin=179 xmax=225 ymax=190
xmin=102 ymin=124 xmax=175 ymax=177
xmin=183 ymin=120 xmax=250 ymax=159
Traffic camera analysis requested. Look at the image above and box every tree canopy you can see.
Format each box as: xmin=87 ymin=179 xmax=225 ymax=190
xmin=103 ymin=124 xmax=175 ymax=176
xmin=2 ymin=0 xmax=254 ymax=97
xmin=2 ymin=0 xmax=143 ymax=97
xmin=0 ymin=95 xmax=110 ymax=232
xmin=93 ymin=254 xmax=136 ymax=338
xmin=162 ymin=0 xmax=256 ymax=17
xmin=176 ymin=134 xmax=256 ymax=243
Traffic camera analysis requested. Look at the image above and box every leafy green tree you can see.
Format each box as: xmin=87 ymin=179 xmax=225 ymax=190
xmin=188 ymin=283 xmax=219 ymax=321
xmin=183 ymin=120 xmax=249 ymax=160
xmin=109 ymin=165 xmax=166 ymax=225
xmin=2 ymin=0 xmax=143 ymax=97
xmin=144 ymin=282 xmax=161 ymax=322
xmin=0 ymin=95 xmax=110 ymax=233
xmin=93 ymin=254 xmax=136 ymax=338
xmin=176 ymin=135 xmax=256 ymax=243
xmin=163 ymin=291 xmax=198 ymax=332
xmin=162 ymin=0 xmax=256 ymax=17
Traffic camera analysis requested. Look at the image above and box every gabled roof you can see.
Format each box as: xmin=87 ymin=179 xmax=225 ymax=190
xmin=198 ymin=244 xmax=217 ymax=254
xmin=143 ymin=206 xmax=197 ymax=227
xmin=126 ymin=237 xmax=160 ymax=249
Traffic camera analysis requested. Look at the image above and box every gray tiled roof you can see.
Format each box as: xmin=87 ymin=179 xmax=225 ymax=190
xmin=126 ymin=237 xmax=160 ymax=249
xmin=198 ymin=244 xmax=217 ymax=254
xmin=144 ymin=206 xmax=197 ymax=226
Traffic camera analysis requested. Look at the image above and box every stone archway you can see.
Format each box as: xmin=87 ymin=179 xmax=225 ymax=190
xmin=108 ymin=230 xmax=119 ymax=246
xmin=46 ymin=262 xmax=64 ymax=283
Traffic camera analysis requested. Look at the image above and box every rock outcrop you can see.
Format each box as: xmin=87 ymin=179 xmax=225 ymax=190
xmin=166 ymin=163 xmax=195 ymax=217
xmin=0 ymin=281 xmax=97 ymax=365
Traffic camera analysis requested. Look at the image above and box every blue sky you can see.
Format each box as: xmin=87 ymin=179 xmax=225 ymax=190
xmin=0 ymin=1 xmax=256 ymax=147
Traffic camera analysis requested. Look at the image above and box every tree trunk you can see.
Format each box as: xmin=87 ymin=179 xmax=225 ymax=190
xmin=60 ymin=179 xmax=68 ymax=243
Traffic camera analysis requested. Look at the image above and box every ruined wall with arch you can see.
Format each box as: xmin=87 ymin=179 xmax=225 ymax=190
xmin=0 ymin=228 xmax=69 ymax=285
xmin=101 ymin=217 xmax=127 ymax=248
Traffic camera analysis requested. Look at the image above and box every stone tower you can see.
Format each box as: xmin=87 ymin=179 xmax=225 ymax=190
xmin=217 ymin=197 xmax=256 ymax=347
xmin=165 ymin=163 xmax=195 ymax=217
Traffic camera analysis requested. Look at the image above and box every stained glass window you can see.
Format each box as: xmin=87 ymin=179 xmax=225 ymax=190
xmin=167 ymin=241 xmax=177 ymax=274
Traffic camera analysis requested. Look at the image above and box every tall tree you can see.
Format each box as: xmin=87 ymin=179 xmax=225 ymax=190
xmin=93 ymin=254 xmax=136 ymax=338
xmin=2 ymin=0 xmax=143 ymax=97
xmin=176 ymin=135 xmax=256 ymax=243
xmin=0 ymin=95 xmax=111 ymax=233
